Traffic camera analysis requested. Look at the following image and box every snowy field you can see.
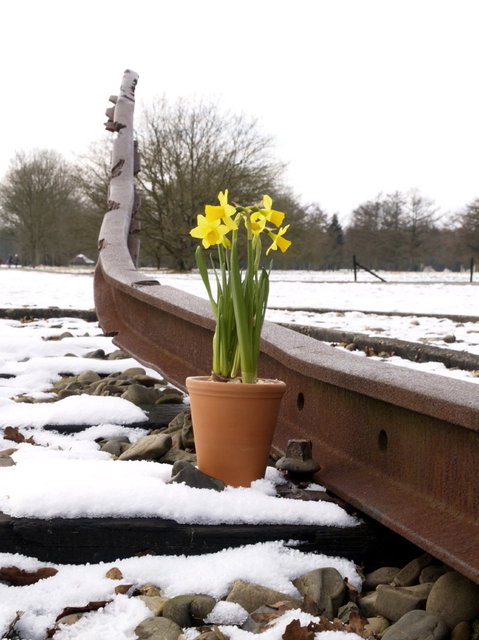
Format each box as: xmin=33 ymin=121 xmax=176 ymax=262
xmin=0 ymin=266 xmax=476 ymax=637
xmin=2 ymin=266 xmax=479 ymax=383
xmin=1 ymin=266 xmax=478 ymax=315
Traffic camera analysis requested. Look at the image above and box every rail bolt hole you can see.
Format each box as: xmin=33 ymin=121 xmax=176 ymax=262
xmin=378 ymin=429 xmax=388 ymax=452
xmin=296 ymin=392 xmax=305 ymax=411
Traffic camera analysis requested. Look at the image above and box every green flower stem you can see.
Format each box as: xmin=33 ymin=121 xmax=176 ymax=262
xmin=191 ymin=193 xmax=290 ymax=382
xmin=230 ymin=229 xmax=256 ymax=383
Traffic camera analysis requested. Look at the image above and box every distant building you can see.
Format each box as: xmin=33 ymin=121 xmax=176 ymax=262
xmin=69 ymin=254 xmax=95 ymax=266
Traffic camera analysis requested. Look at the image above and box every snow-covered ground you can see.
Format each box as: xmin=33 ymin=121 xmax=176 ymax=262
xmin=0 ymin=266 xmax=475 ymax=638
xmin=2 ymin=266 xmax=478 ymax=316
xmin=2 ymin=266 xmax=478 ymax=382
xmin=0 ymin=543 xmax=361 ymax=640
xmin=0 ymin=316 xmax=356 ymax=527
xmin=0 ymin=310 xmax=361 ymax=639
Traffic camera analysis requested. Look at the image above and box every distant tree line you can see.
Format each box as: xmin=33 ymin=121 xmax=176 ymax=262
xmin=0 ymin=98 xmax=478 ymax=272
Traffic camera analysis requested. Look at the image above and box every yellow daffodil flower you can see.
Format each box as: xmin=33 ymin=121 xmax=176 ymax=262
xmin=260 ymin=195 xmax=285 ymax=228
xmin=190 ymin=189 xmax=292 ymax=383
xmin=190 ymin=214 xmax=230 ymax=249
xmin=204 ymin=190 xmax=237 ymax=231
xmin=266 ymin=224 xmax=292 ymax=254
xmin=250 ymin=211 xmax=267 ymax=235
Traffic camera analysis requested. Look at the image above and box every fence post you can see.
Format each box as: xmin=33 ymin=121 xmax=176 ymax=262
xmin=470 ymin=257 xmax=474 ymax=283
xmin=352 ymin=256 xmax=387 ymax=283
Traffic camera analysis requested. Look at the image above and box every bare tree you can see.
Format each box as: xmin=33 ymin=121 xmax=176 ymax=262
xmin=73 ymin=138 xmax=113 ymax=258
xmin=456 ymin=199 xmax=479 ymax=258
xmin=345 ymin=196 xmax=383 ymax=269
xmin=0 ymin=150 xmax=83 ymax=265
xmin=137 ymin=99 xmax=285 ymax=270
xmin=403 ymin=189 xmax=439 ymax=269
xmin=378 ymin=191 xmax=407 ymax=269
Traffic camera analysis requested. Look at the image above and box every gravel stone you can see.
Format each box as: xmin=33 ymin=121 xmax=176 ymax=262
xmin=118 ymin=434 xmax=172 ymax=461
xmin=293 ymin=567 xmax=346 ymax=619
xmin=226 ymin=580 xmax=301 ymax=613
xmin=426 ymin=571 xmax=479 ymax=628
xmin=135 ymin=616 xmax=182 ymax=640
xmin=392 ymin=553 xmax=434 ymax=587
xmin=381 ymin=610 xmax=449 ymax=640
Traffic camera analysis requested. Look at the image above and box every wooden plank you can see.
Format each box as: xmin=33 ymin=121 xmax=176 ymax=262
xmin=0 ymin=512 xmax=368 ymax=565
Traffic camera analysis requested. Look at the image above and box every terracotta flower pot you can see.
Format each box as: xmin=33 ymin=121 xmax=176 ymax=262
xmin=186 ymin=376 xmax=287 ymax=487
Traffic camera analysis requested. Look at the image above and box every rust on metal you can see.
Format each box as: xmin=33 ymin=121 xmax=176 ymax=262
xmin=95 ymin=70 xmax=479 ymax=584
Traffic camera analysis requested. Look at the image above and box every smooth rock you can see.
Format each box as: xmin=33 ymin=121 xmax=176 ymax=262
xmin=105 ymin=567 xmax=123 ymax=580
xmin=358 ymin=591 xmax=378 ymax=618
xmin=164 ymin=411 xmax=190 ymax=434
xmin=137 ymin=584 xmax=162 ymax=597
xmin=77 ymin=370 xmax=101 ymax=384
xmin=135 ymin=616 xmax=182 ymax=640
xmin=452 ymin=621 xmax=471 ymax=640
xmin=381 ymin=609 xmax=449 ymax=640
xmin=159 ymin=448 xmax=197 ymax=465
xmin=107 ymin=349 xmax=130 ymax=360
xmin=426 ymin=571 xmax=479 ymax=628
xmin=0 ymin=456 xmax=15 ymax=467
xmin=136 ymin=595 xmax=168 ymax=615
xmin=226 ymin=580 xmax=301 ymax=613
xmin=364 ymin=566 xmax=401 ymax=590
xmin=85 ymin=378 xmax=104 ymax=390
xmin=64 ymin=381 xmax=82 ymax=391
xmin=365 ymin=616 xmax=390 ymax=635
xmin=100 ymin=384 xmax=125 ymax=397
xmin=134 ymin=374 xmax=165 ymax=387
xmin=419 ymin=564 xmax=450 ymax=584
xmin=168 ymin=460 xmax=224 ymax=491
xmin=56 ymin=389 xmax=79 ymax=400
xmin=162 ymin=595 xmax=195 ymax=627
xmin=392 ymin=553 xmax=434 ymax=587
xmin=293 ymin=567 xmax=346 ymax=619
xmin=156 ymin=393 xmax=183 ymax=405
xmin=123 ymin=367 xmax=146 ymax=376
xmin=121 ymin=383 xmax=160 ymax=406
xmin=100 ymin=437 xmax=131 ymax=457
xmin=85 ymin=349 xmax=106 ymax=359
xmin=190 ymin=595 xmax=216 ymax=622
xmin=118 ymin=434 xmax=172 ymax=461
xmin=92 ymin=381 xmax=108 ymax=396
xmin=376 ymin=583 xmax=433 ymax=622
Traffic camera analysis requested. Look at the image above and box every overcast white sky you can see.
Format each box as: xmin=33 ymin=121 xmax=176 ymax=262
xmin=1 ymin=0 xmax=478 ymax=223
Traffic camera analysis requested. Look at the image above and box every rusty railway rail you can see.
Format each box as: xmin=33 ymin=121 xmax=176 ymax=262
xmin=95 ymin=70 xmax=479 ymax=584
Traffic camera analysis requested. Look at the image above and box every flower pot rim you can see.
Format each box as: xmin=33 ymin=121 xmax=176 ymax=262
xmin=186 ymin=375 xmax=287 ymax=400
xmin=186 ymin=375 xmax=286 ymax=387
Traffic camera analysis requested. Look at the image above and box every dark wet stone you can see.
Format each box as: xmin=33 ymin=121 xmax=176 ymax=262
xmin=85 ymin=349 xmax=106 ymax=359
xmin=168 ymin=461 xmax=224 ymax=491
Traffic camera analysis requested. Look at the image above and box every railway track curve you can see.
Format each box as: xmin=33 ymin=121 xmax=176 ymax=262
xmin=94 ymin=70 xmax=479 ymax=584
